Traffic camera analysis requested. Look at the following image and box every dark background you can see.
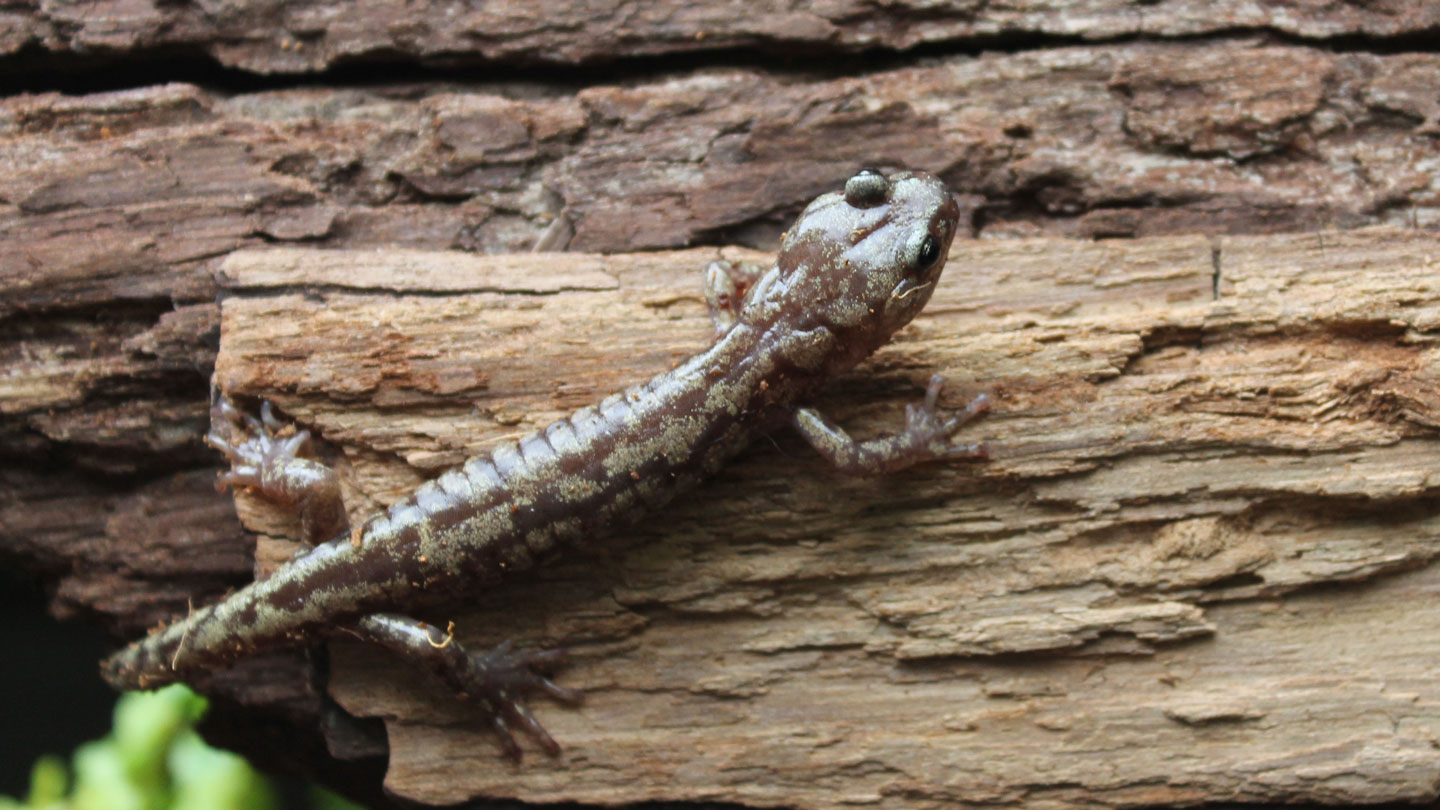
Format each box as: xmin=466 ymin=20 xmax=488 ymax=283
xmin=0 ymin=570 xmax=113 ymax=798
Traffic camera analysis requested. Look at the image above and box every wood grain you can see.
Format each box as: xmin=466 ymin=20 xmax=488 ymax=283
xmin=8 ymin=1 xmax=1439 ymax=72
xmin=5 ymin=6 xmax=1440 ymax=804
xmin=210 ymin=230 xmax=1440 ymax=808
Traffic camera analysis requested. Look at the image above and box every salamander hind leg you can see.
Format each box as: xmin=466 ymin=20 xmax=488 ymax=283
xmin=348 ymin=614 xmax=583 ymax=759
xmin=794 ymin=374 xmax=990 ymax=474
xmin=205 ymin=392 xmax=347 ymax=545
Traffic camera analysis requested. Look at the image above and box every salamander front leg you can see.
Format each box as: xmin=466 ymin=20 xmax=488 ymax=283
xmin=794 ymin=374 xmax=989 ymax=474
xmin=345 ymin=614 xmax=583 ymax=759
xmin=705 ymin=259 xmax=766 ymax=335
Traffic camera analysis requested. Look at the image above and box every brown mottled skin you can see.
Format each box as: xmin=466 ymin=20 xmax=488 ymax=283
xmin=101 ymin=169 xmax=987 ymax=757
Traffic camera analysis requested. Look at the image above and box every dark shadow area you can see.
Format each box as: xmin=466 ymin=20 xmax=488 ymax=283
xmin=0 ymin=567 xmax=114 ymax=797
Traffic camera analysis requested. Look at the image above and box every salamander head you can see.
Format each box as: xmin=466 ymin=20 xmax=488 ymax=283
xmin=743 ymin=169 xmax=961 ymax=363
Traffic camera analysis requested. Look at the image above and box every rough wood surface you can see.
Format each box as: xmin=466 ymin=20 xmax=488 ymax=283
xmin=6 ymin=40 xmax=1440 ymax=293
xmin=7 ymin=1 xmax=1440 ymax=72
xmin=209 ymin=229 xmax=1440 ymax=809
xmin=4 ymin=3 xmax=1440 ymax=806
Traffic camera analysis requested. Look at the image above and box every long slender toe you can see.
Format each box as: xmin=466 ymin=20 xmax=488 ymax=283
xmin=924 ymin=374 xmax=945 ymax=410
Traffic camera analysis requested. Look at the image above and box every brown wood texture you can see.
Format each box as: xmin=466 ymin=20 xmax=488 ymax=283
xmin=3 ymin=3 xmax=1440 ymax=807
xmin=6 ymin=1 xmax=1440 ymax=71
xmin=211 ymin=230 xmax=1440 ymax=808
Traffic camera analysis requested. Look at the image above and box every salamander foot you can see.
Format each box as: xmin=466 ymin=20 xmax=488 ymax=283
xmin=206 ymin=394 xmax=300 ymax=491
xmin=463 ymin=640 xmax=585 ymax=759
xmin=205 ymin=392 xmax=346 ymax=544
xmin=350 ymin=615 xmax=584 ymax=759
xmin=705 ymin=259 xmax=767 ymax=335
xmin=911 ymin=373 xmax=990 ymax=460
xmin=793 ymin=374 xmax=990 ymax=474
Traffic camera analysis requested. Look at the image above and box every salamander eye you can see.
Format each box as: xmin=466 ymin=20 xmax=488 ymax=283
xmin=845 ymin=169 xmax=890 ymax=209
xmin=913 ymin=234 xmax=942 ymax=271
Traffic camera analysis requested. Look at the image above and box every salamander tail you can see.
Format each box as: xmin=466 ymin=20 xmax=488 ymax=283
xmin=100 ymin=617 xmax=191 ymax=690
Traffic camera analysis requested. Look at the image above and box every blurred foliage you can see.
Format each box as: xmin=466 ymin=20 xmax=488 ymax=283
xmin=1 ymin=685 xmax=362 ymax=810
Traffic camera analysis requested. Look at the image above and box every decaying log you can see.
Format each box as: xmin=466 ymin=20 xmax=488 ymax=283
xmin=6 ymin=40 xmax=1440 ymax=300
xmin=7 ymin=1 xmax=1440 ymax=73
xmin=5 ymin=5 xmax=1440 ymax=805
xmin=205 ymin=228 xmax=1440 ymax=809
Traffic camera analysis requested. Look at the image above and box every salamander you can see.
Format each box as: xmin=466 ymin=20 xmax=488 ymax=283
xmin=101 ymin=168 xmax=988 ymax=757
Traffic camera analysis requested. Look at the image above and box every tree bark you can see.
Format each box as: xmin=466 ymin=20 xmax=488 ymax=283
xmin=3 ymin=3 xmax=1440 ymax=808
xmin=6 ymin=1 xmax=1440 ymax=72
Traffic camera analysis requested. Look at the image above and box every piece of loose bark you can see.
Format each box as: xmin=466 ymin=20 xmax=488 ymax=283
xmin=207 ymin=228 xmax=1440 ymax=809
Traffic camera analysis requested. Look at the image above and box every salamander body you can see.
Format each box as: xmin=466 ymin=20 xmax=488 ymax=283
xmin=101 ymin=169 xmax=986 ymax=756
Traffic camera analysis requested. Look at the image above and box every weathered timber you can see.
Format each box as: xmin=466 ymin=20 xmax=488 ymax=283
xmin=5 ymin=1 xmax=1439 ymax=73
xmin=13 ymin=40 xmax=1437 ymax=631
xmin=203 ymin=229 xmax=1440 ymax=809
xmin=5 ymin=42 xmax=1440 ymax=318
xmin=3 ymin=16 xmax=1440 ymax=808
